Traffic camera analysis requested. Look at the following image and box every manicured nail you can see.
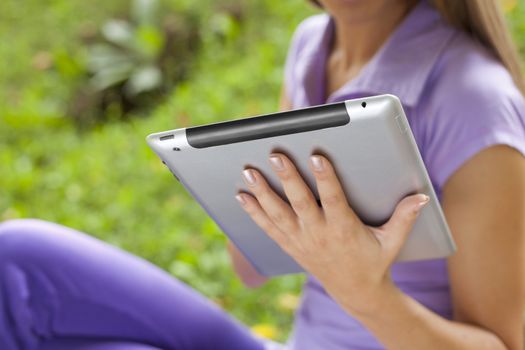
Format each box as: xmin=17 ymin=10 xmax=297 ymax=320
xmin=242 ymin=169 xmax=257 ymax=186
xmin=235 ymin=194 xmax=247 ymax=206
xmin=269 ymin=155 xmax=285 ymax=171
xmin=414 ymin=194 xmax=430 ymax=213
xmin=311 ymin=155 xmax=323 ymax=171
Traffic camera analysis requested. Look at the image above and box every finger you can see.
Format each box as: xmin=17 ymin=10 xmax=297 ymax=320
xmin=241 ymin=168 xmax=300 ymax=234
xmin=268 ymin=153 xmax=324 ymax=226
xmin=380 ymin=193 xmax=429 ymax=251
xmin=308 ymin=154 xmax=359 ymax=224
xmin=235 ymin=192 xmax=290 ymax=247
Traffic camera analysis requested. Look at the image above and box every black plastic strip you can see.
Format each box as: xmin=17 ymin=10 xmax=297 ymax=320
xmin=186 ymin=102 xmax=349 ymax=148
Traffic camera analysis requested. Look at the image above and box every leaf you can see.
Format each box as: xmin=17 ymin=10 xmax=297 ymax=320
xmin=53 ymin=48 xmax=86 ymax=78
xmin=277 ymin=293 xmax=300 ymax=311
xmin=101 ymin=19 xmax=135 ymax=48
xmin=201 ymin=217 xmax=221 ymax=238
xmin=211 ymin=13 xmax=240 ymax=41
xmin=170 ymin=260 xmax=197 ymax=281
xmin=135 ymin=25 xmax=165 ymax=58
xmin=501 ymin=0 xmax=518 ymax=13
xmin=251 ymin=324 xmax=279 ymax=340
xmin=90 ymin=62 xmax=135 ymax=91
xmin=132 ymin=0 xmax=159 ymax=27
xmin=125 ymin=65 xmax=162 ymax=96
xmin=87 ymin=44 xmax=134 ymax=73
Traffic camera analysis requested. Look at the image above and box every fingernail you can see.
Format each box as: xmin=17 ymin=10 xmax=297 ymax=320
xmin=311 ymin=155 xmax=323 ymax=171
xmin=414 ymin=194 xmax=430 ymax=213
xmin=235 ymin=194 xmax=247 ymax=206
xmin=269 ymin=155 xmax=285 ymax=171
xmin=242 ymin=169 xmax=257 ymax=186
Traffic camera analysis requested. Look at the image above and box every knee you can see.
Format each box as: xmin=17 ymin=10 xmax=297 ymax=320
xmin=0 ymin=219 xmax=65 ymax=350
xmin=0 ymin=219 xmax=67 ymax=263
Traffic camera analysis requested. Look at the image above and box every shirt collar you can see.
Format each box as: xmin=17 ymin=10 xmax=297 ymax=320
xmin=300 ymin=0 xmax=456 ymax=107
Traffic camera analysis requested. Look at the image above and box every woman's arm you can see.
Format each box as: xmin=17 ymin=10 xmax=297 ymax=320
xmin=354 ymin=145 xmax=525 ymax=349
xmin=234 ymin=140 xmax=524 ymax=348
xmin=226 ymin=84 xmax=293 ymax=288
xmin=226 ymin=240 xmax=268 ymax=288
xmin=277 ymin=83 xmax=293 ymax=111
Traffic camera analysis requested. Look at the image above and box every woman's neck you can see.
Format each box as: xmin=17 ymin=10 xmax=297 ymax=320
xmin=328 ymin=0 xmax=419 ymax=68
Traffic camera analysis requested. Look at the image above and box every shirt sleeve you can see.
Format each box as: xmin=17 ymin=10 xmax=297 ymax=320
xmin=422 ymin=89 xmax=525 ymax=192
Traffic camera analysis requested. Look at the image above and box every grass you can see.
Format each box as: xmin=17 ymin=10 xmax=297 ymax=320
xmin=0 ymin=0 xmax=318 ymax=341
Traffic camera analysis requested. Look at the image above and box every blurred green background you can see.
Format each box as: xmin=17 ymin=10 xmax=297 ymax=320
xmin=1 ymin=0 xmax=524 ymax=342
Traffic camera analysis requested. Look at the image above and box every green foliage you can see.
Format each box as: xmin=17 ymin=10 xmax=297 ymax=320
xmin=507 ymin=0 xmax=525 ymax=57
xmin=63 ymin=0 xmax=205 ymax=128
xmin=87 ymin=0 xmax=165 ymax=94
xmin=0 ymin=0 xmax=318 ymax=341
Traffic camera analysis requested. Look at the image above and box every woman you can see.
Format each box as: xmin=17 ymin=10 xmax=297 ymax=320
xmin=1 ymin=0 xmax=524 ymax=349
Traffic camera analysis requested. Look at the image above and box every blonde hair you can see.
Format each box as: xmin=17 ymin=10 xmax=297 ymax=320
xmin=431 ymin=0 xmax=525 ymax=95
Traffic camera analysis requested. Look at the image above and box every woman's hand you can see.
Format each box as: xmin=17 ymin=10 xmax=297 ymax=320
xmin=235 ymin=153 xmax=429 ymax=316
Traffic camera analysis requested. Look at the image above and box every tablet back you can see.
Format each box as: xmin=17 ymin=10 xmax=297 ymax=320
xmin=147 ymin=94 xmax=456 ymax=276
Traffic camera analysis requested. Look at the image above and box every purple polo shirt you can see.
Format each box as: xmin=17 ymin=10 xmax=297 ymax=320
xmin=280 ymin=1 xmax=525 ymax=349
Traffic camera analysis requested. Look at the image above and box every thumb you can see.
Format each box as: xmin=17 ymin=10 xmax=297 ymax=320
xmin=381 ymin=193 xmax=430 ymax=249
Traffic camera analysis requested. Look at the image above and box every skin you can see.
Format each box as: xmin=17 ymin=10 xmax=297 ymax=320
xmin=322 ymin=0 xmax=419 ymax=100
xmin=227 ymin=0 xmax=525 ymax=349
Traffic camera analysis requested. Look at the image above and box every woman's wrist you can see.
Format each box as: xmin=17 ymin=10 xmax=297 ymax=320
xmin=334 ymin=278 xmax=406 ymax=320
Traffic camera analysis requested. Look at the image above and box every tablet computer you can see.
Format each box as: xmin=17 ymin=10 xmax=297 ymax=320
xmin=146 ymin=94 xmax=456 ymax=276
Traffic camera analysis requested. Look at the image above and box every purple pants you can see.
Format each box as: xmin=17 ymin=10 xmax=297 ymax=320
xmin=0 ymin=219 xmax=267 ymax=350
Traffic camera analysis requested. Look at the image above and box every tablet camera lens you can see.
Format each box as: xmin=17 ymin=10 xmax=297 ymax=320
xmin=361 ymin=102 xmax=367 ymax=108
